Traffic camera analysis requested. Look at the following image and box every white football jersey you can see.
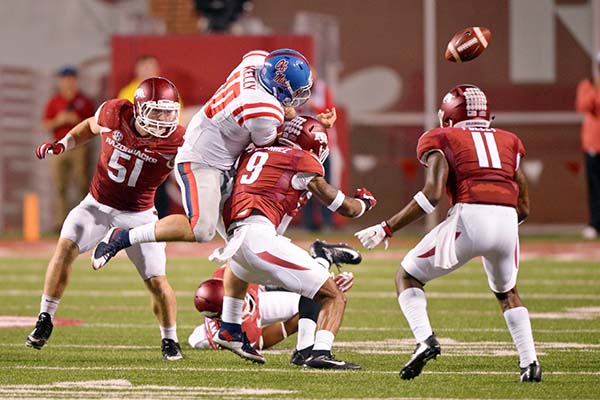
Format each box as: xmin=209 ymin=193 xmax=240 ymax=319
xmin=177 ymin=50 xmax=284 ymax=170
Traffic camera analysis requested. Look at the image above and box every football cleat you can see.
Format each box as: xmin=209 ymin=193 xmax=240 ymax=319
xmin=91 ymin=227 xmax=131 ymax=270
xmin=519 ymin=361 xmax=542 ymax=382
xmin=213 ymin=329 xmax=265 ymax=364
xmin=400 ymin=334 xmax=441 ymax=380
xmin=26 ymin=312 xmax=53 ymax=350
xmin=309 ymin=239 xmax=362 ymax=271
xmin=303 ymin=351 xmax=361 ymax=370
xmin=161 ymin=338 xmax=183 ymax=361
xmin=290 ymin=346 xmax=313 ymax=366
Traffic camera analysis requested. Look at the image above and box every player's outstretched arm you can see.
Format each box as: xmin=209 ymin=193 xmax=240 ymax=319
xmin=307 ymin=176 xmax=376 ymax=218
xmin=514 ymin=168 xmax=530 ymax=223
xmin=315 ymin=107 xmax=337 ymax=128
xmin=355 ymin=152 xmax=448 ymax=249
xmin=35 ymin=117 xmax=99 ymax=159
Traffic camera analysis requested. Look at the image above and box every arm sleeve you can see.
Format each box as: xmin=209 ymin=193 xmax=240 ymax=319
xmin=291 ymin=172 xmax=318 ymax=190
xmin=246 ymin=117 xmax=280 ymax=146
xmin=416 ymin=129 xmax=444 ymax=165
xmin=94 ymin=101 xmax=115 ymax=134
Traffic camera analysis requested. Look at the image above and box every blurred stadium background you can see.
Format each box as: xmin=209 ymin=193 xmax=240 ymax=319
xmin=1 ymin=0 xmax=599 ymax=235
xmin=1 ymin=2 xmax=600 ymax=399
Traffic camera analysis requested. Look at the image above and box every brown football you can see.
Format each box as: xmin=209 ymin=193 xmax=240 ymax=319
xmin=445 ymin=27 xmax=491 ymax=63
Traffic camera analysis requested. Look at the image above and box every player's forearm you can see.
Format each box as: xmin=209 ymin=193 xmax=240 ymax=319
xmin=385 ymin=201 xmax=426 ymax=233
xmin=514 ymin=169 xmax=530 ymax=222
xmin=63 ymin=118 xmax=97 ymax=148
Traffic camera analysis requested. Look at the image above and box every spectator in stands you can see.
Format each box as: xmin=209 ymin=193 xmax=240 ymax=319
xmin=297 ymin=68 xmax=337 ymax=231
xmin=575 ymin=53 xmax=600 ymax=240
xmin=118 ymin=55 xmax=170 ymax=218
xmin=42 ymin=66 xmax=94 ymax=231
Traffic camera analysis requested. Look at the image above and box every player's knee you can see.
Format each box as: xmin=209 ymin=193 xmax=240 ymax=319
xmin=145 ymin=275 xmax=172 ymax=295
xmin=192 ymin=223 xmax=216 ymax=243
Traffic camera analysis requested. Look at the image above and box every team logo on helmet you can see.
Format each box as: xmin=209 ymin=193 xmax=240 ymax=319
xmin=273 ymin=59 xmax=289 ymax=86
xmin=134 ymin=87 xmax=145 ymax=100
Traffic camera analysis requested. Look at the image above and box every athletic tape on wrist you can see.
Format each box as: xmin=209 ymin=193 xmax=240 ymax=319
xmin=57 ymin=134 xmax=75 ymax=151
xmin=353 ymin=199 xmax=367 ymax=218
xmin=381 ymin=221 xmax=394 ymax=237
xmin=327 ymin=190 xmax=345 ymax=212
xmin=413 ymin=191 xmax=436 ymax=214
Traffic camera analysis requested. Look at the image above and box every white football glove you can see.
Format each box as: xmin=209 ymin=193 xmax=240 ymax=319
xmin=354 ymin=222 xmax=390 ymax=250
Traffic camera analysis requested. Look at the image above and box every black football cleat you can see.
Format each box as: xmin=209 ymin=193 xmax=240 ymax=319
xmin=26 ymin=312 xmax=53 ymax=350
xmin=400 ymin=334 xmax=441 ymax=380
xmin=161 ymin=338 xmax=183 ymax=361
xmin=303 ymin=351 xmax=361 ymax=370
xmin=91 ymin=227 xmax=130 ymax=270
xmin=290 ymin=346 xmax=313 ymax=366
xmin=309 ymin=239 xmax=362 ymax=270
xmin=519 ymin=361 xmax=542 ymax=382
xmin=213 ymin=329 xmax=266 ymax=364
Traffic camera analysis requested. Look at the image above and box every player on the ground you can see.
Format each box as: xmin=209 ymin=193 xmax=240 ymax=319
xmin=92 ymin=48 xmax=336 ymax=269
xmin=27 ymin=77 xmax=185 ymax=361
xmin=355 ymin=84 xmax=541 ymax=382
xmin=209 ymin=116 xmax=376 ymax=369
xmin=188 ymin=256 xmax=356 ymax=363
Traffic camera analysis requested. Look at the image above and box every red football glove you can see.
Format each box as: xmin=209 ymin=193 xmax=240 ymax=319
xmin=354 ymin=188 xmax=377 ymax=211
xmin=333 ymin=272 xmax=354 ymax=293
xmin=288 ymin=191 xmax=312 ymax=217
xmin=36 ymin=142 xmax=65 ymax=159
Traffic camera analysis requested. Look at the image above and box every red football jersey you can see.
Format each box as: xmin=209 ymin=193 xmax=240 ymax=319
xmin=417 ymin=126 xmax=525 ymax=207
xmin=204 ymin=265 xmax=262 ymax=348
xmin=223 ymin=146 xmax=324 ymax=229
xmin=89 ymin=99 xmax=185 ymax=211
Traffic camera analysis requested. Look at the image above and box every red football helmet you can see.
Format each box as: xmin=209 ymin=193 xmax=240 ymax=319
xmin=194 ymin=278 xmax=224 ymax=319
xmin=279 ymin=115 xmax=329 ymax=163
xmin=133 ymin=77 xmax=180 ymax=138
xmin=438 ymin=84 xmax=491 ymax=128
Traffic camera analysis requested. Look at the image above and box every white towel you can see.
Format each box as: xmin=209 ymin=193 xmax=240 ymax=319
xmin=208 ymin=225 xmax=249 ymax=263
xmin=433 ymin=204 xmax=463 ymax=269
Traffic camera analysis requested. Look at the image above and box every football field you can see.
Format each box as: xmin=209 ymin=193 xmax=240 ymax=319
xmin=0 ymin=234 xmax=599 ymax=399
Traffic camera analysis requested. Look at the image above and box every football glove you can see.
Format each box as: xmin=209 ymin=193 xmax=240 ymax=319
xmin=36 ymin=142 xmax=65 ymax=159
xmin=354 ymin=222 xmax=393 ymax=250
xmin=333 ymin=271 xmax=354 ymax=292
xmin=354 ymin=188 xmax=376 ymax=211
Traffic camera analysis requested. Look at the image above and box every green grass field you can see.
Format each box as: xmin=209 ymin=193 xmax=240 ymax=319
xmin=0 ymin=236 xmax=599 ymax=399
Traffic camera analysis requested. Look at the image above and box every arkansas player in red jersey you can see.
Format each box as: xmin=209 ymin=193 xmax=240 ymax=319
xmin=189 ymin=260 xmax=355 ymax=353
xmin=209 ymin=116 xmax=376 ymax=369
xmin=355 ymin=84 xmax=541 ymax=382
xmin=27 ymin=77 xmax=186 ymax=361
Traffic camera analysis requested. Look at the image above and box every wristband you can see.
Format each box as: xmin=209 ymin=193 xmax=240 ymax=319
xmin=381 ymin=221 xmax=394 ymax=237
xmin=327 ymin=190 xmax=345 ymax=212
xmin=353 ymin=199 xmax=367 ymax=218
xmin=413 ymin=191 xmax=436 ymax=214
xmin=57 ymin=133 xmax=76 ymax=152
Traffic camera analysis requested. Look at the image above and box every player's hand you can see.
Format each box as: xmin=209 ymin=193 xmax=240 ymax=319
xmin=354 ymin=222 xmax=392 ymax=250
xmin=354 ymin=188 xmax=377 ymax=211
xmin=288 ymin=192 xmax=312 ymax=217
xmin=35 ymin=142 xmax=65 ymax=159
xmin=316 ymin=107 xmax=337 ymax=128
xmin=333 ymin=271 xmax=354 ymax=292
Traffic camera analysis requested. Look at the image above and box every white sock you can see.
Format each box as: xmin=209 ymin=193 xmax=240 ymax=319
xmin=315 ymin=257 xmax=330 ymax=270
xmin=503 ymin=306 xmax=538 ymax=368
xmin=128 ymin=222 xmax=156 ymax=245
xmin=40 ymin=295 xmax=60 ymax=320
xmin=221 ymin=296 xmax=244 ymax=324
xmin=313 ymin=329 xmax=335 ymax=351
xmin=296 ymin=318 xmax=317 ymax=350
xmin=160 ymin=325 xmax=178 ymax=342
xmin=398 ymin=288 xmax=433 ymax=343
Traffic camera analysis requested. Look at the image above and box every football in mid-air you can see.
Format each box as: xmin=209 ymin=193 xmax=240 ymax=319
xmin=444 ymin=27 xmax=491 ymax=63
xmin=193 ymin=278 xmax=224 ymax=318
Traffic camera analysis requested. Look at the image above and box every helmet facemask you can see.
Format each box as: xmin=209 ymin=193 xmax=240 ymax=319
xmin=135 ymin=99 xmax=180 ymax=138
